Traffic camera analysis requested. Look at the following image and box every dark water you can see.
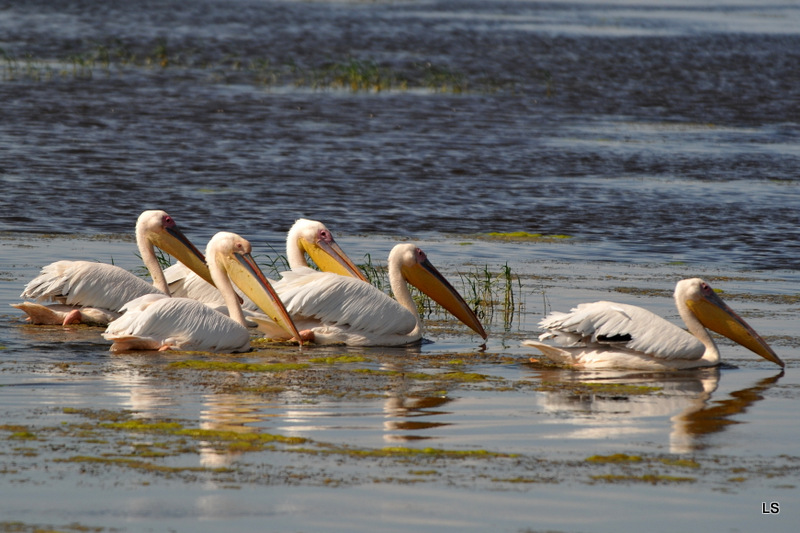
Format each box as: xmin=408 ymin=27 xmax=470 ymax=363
xmin=1 ymin=0 xmax=799 ymax=269
xmin=1 ymin=2 xmax=800 ymax=532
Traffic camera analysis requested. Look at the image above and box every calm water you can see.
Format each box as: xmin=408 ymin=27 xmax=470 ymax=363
xmin=1 ymin=1 xmax=799 ymax=531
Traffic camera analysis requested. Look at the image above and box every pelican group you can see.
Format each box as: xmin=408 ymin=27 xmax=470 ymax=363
xmin=102 ymin=232 xmax=301 ymax=353
xmin=523 ymin=278 xmax=784 ymax=370
xmin=162 ymin=218 xmax=366 ymax=308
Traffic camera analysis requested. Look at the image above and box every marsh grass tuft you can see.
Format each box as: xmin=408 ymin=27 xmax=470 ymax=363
xmin=1 ymin=42 xmax=479 ymax=93
xmin=257 ymin=242 xmax=291 ymax=279
xmin=457 ymin=262 xmax=523 ymax=330
xmin=327 ymin=58 xmax=402 ymax=92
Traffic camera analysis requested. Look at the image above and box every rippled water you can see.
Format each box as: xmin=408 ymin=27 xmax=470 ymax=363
xmin=2 ymin=0 xmax=799 ymax=268
xmin=1 ymin=1 xmax=799 ymax=532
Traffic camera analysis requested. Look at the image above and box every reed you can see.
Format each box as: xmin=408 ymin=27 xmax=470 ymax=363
xmin=257 ymin=242 xmax=291 ymax=279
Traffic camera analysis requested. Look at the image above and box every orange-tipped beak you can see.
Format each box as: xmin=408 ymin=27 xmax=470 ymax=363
xmin=402 ymin=258 xmax=487 ymax=340
xmin=688 ymin=291 xmax=783 ymax=367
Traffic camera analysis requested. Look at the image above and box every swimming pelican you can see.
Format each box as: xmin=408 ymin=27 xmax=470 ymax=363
xmin=163 ymin=218 xmax=366 ymax=307
xmin=102 ymin=232 xmax=301 ymax=353
xmin=12 ymin=210 xmax=213 ymax=326
xmin=254 ymin=243 xmax=488 ymax=346
xmin=522 ymin=278 xmax=784 ymax=370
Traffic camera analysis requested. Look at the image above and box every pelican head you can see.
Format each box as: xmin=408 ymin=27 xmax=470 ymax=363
xmin=679 ymin=278 xmax=783 ymax=367
xmin=137 ymin=210 xmax=214 ymax=287
xmin=391 ymin=243 xmax=487 ymax=340
xmin=289 ymin=219 xmax=367 ymax=280
xmin=208 ymin=232 xmax=302 ymax=344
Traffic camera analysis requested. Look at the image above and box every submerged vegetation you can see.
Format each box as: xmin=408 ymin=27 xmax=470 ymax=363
xmin=484 ymin=232 xmax=573 ymax=241
xmin=0 ymin=405 xmax=792 ymax=496
xmin=1 ymin=41 xmax=476 ymax=93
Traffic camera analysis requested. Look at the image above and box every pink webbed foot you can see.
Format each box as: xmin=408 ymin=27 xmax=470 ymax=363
xmin=62 ymin=309 xmax=83 ymax=326
xmin=297 ymin=329 xmax=315 ymax=343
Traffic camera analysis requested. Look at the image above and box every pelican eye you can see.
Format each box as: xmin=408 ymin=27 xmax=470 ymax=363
xmin=162 ymin=215 xmax=175 ymax=228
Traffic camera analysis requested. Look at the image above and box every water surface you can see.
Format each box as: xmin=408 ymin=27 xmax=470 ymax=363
xmin=1 ymin=1 xmax=799 ymax=532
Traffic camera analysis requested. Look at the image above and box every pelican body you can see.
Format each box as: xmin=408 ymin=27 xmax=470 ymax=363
xmin=257 ymin=243 xmax=488 ymax=346
xmin=163 ymin=218 xmax=366 ymax=308
xmin=523 ymin=278 xmax=783 ymax=370
xmin=12 ymin=210 xmax=212 ymax=326
xmin=102 ymin=232 xmax=301 ymax=353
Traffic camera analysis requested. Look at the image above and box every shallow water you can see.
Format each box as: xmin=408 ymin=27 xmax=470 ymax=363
xmin=1 ymin=0 xmax=799 ymax=531
xmin=1 ymin=234 xmax=797 ymax=532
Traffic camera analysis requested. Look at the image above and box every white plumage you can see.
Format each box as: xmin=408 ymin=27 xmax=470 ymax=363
xmin=269 ymin=266 xmax=417 ymax=345
xmin=12 ymin=210 xmax=210 ymax=326
xmin=103 ymin=295 xmax=251 ymax=353
xmin=19 ymin=261 xmax=159 ymax=315
xmin=255 ymin=243 xmax=487 ymax=346
xmin=523 ymin=278 xmax=783 ymax=370
xmin=103 ymin=232 xmax=301 ymax=353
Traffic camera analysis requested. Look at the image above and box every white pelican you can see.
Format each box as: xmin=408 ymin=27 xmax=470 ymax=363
xmin=163 ymin=218 xmax=366 ymax=308
xmin=254 ymin=243 xmax=488 ymax=346
xmin=102 ymin=232 xmax=301 ymax=353
xmin=522 ymin=278 xmax=784 ymax=370
xmin=12 ymin=210 xmax=213 ymax=326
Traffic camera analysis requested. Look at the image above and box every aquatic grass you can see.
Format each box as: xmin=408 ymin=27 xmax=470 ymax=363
xmin=100 ymin=420 xmax=184 ymax=432
xmin=590 ymin=474 xmax=696 ymax=484
xmin=418 ymin=61 xmax=466 ymax=93
xmin=351 ymin=368 xmax=493 ymax=383
xmin=457 ymin=262 xmax=523 ymax=330
xmin=359 ymin=252 xmax=388 ymax=292
xmin=309 ymin=355 xmax=372 ymax=364
xmin=327 ymin=58 xmax=401 ymax=92
xmin=659 ymin=458 xmax=700 ymax=468
xmin=8 ymin=431 xmax=37 ymax=441
xmin=54 ymin=455 xmax=229 ymax=474
xmin=585 ymin=453 xmax=643 ymax=464
xmin=27 ymin=405 xmax=797 ymax=493
xmin=167 ymin=360 xmax=309 ymax=373
xmin=257 ymin=242 xmax=291 ymax=279
xmin=484 ymin=231 xmax=572 ymax=241
xmin=305 ymin=444 xmax=514 ymax=459
xmin=0 ymin=42 xmax=487 ymax=93
xmin=130 ymin=247 xmax=173 ymax=279
xmin=62 ymin=406 xmax=521 ymax=463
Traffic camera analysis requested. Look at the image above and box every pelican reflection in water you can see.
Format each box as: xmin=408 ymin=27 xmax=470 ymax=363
xmin=530 ymin=367 xmax=784 ymax=453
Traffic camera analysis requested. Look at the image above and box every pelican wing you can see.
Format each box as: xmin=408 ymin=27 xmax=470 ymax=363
xmin=539 ymin=301 xmax=705 ymax=361
xmin=165 ymin=262 xmax=224 ymax=304
xmin=275 ymin=267 xmax=417 ymax=337
xmin=104 ymin=296 xmax=251 ymax=353
xmin=22 ymin=261 xmax=162 ymax=312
